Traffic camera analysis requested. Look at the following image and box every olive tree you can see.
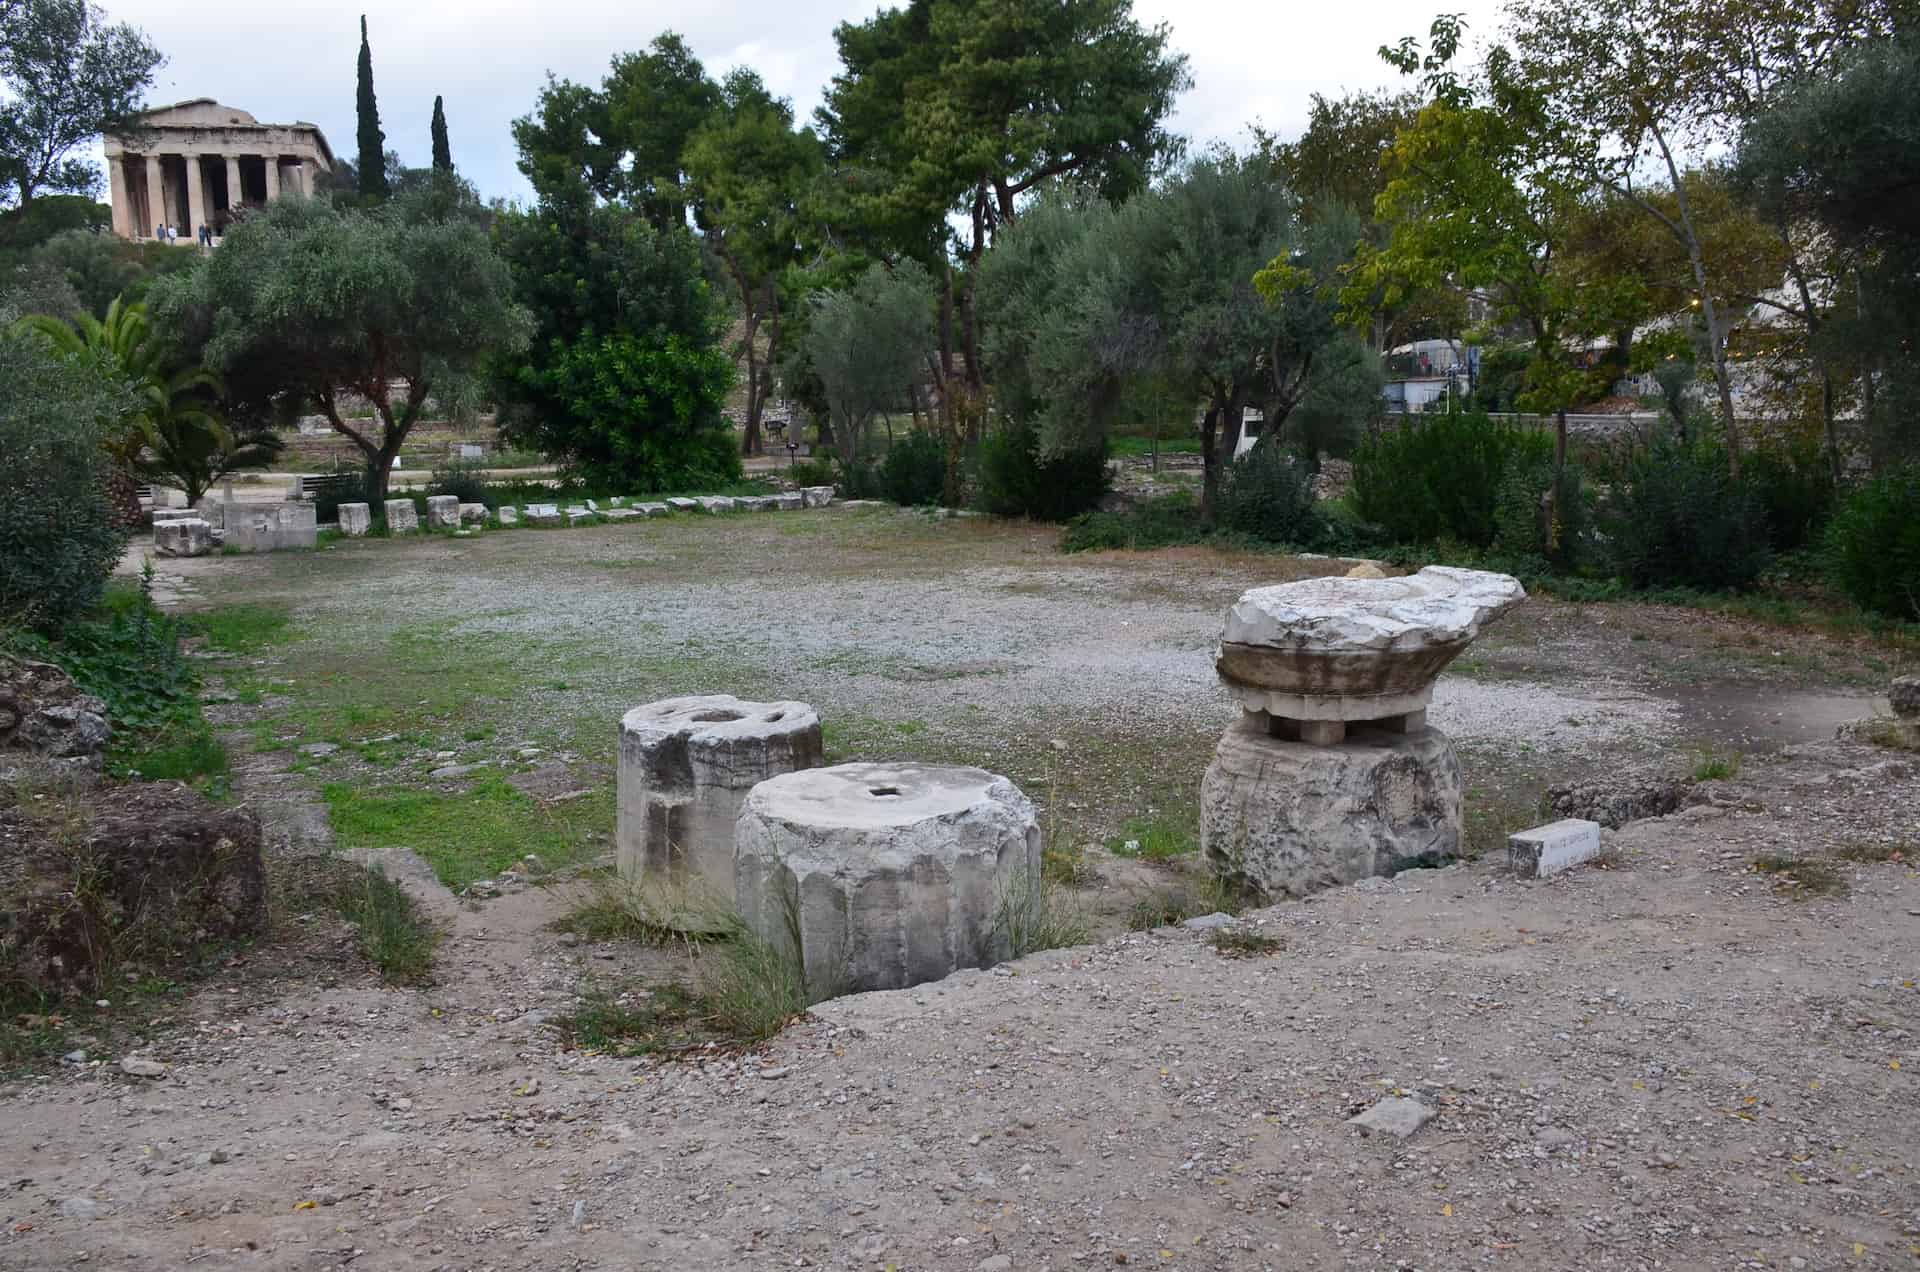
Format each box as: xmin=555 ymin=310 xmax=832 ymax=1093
xmin=150 ymin=184 xmax=531 ymax=505
xmin=804 ymin=261 xmax=936 ymax=465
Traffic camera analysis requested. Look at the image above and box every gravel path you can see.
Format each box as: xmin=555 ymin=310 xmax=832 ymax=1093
xmin=3 ymin=741 xmax=1915 ymax=1270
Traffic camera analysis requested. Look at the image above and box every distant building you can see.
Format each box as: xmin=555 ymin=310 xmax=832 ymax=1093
xmin=103 ymin=98 xmax=334 ymax=243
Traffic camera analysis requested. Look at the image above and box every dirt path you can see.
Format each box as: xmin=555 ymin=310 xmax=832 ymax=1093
xmin=3 ymin=736 xmax=1916 ymax=1271
xmin=10 ymin=512 xmax=1911 ymax=1269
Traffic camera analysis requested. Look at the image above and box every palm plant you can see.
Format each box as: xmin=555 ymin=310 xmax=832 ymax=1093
xmin=11 ymin=296 xmax=282 ymax=508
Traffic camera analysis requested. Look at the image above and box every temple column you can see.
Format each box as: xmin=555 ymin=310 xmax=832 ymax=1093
xmin=264 ymin=156 xmax=281 ymax=202
xmin=185 ymin=153 xmax=207 ymax=241
xmin=107 ymin=156 xmax=131 ymax=238
xmin=143 ymin=154 xmax=163 ymax=236
xmin=225 ymin=154 xmax=242 ymax=214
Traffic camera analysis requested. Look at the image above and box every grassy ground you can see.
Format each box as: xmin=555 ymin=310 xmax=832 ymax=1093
xmin=161 ymin=504 xmax=1914 ymax=933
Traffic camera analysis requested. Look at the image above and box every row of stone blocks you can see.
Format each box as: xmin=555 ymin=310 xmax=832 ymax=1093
xmin=336 ymin=488 xmax=838 ymax=536
xmin=617 ymin=696 xmax=1039 ymax=996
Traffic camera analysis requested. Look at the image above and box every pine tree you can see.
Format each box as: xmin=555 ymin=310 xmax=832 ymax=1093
xmin=430 ymin=95 xmax=452 ymax=172
xmin=355 ymin=15 xmax=389 ymax=199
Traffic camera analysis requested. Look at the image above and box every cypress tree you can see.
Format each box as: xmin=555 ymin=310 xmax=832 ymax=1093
xmin=355 ymin=15 xmax=389 ymax=199
xmin=430 ymin=95 xmax=452 ymax=172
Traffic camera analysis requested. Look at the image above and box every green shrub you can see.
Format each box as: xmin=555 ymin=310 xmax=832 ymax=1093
xmin=312 ymin=462 xmax=371 ymax=525
xmin=1492 ymin=458 xmax=1590 ymax=569
xmin=1824 ymin=466 xmax=1920 ymax=619
xmin=1746 ymin=442 xmax=1835 ymax=552
xmin=0 ymin=321 xmax=133 ymax=631
xmin=1061 ymin=494 xmax=1209 ymax=552
xmin=1351 ymin=412 xmax=1551 ymax=547
xmin=1603 ymin=438 xmax=1772 ymax=591
xmin=787 ymin=457 xmax=836 ymax=488
xmin=878 ymin=430 xmax=948 ymax=507
xmin=975 ymin=419 xmax=1110 ymax=521
xmin=1218 ymin=444 xmax=1321 ymax=544
xmin=426 ymin=457 xmax=493 ymax=508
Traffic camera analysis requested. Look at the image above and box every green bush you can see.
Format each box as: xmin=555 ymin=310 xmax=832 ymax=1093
xmin=1746 ymin=442 xmax=1835 ymax=552
xmin=976 ymin=419 xmax=1110 ymax=521
xmin=1218 ymin=444 xmax=1321 ymax=544
xmin=1351 ymin=413 xmax=1552 ymax=547
xmin=878 ymin=431 xmax=948 ymax=507
xmin=1603 ymin=438 xmax=1772 ymax=591
xmin=312 ymin=462 xmax=371 ymax=525
xmin=1062 ymin=494 xmax=1210 ymax=552
xmin=1492 ymin=458 xmax=1590 ymax=569
xmin=426 ymin=457 xmax=494 ymax=508
xmin=1824 ymin=467 xmax=1920 ymax=619
xmin=0 ymin=320 xmax=133 ymax=631
xmin=787 ymin=457 xmax=836 ymax=488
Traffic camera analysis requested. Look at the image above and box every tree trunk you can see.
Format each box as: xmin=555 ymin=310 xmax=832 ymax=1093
xmin=1198 ymin=403 xmax=1221 ymax=525
xmin=740 ymin=304 xmax=764 ymax=458
xmin=1652 ymin=125 xmax=1743 ymax=477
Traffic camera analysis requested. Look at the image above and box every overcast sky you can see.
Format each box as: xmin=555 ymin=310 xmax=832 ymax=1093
xmin=101 ymin=0 xmax=1499 ymax=205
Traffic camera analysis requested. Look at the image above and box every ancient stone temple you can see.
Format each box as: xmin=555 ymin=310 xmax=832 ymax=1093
xmin=102 ymin=99 xmax=334 ymax=242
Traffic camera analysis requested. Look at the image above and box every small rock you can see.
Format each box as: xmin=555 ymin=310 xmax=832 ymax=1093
xmin=62 ymin=1049 xmax=87 ymax=1065
xmin=1181 ymin=912 xmax=1237 ymax=931
xmin=1347 ymin=1096 xmax=1435 ymax=1140
xmin=980 ymin=1257 xmax=1013 ymax=1272
xmin=758 ymin=1066 xmax=791 ymax=1080
xmin=118 ymin=1056 xmax=166 ymax=1078
xmin=429 ymin=762 xmax=486 ymax=780
xmin=298 ymin=742 xmax=338 ymax=758
xmin=58 ymin=1197 xmax=100 ymax=1220
xmin=571 ymin=1199 xmax=586 ymax=1229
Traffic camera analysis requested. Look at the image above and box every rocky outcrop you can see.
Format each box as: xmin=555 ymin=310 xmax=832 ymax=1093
xmin=0 ymin=656 xmax=110 ymax=762
xmin=1 ymin=784 xmax=265 ymax=995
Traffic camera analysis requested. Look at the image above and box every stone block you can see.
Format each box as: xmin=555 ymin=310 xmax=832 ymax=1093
xmin=524 ymin=503 xmax=560 ymax=526
xmin=221 ymin=501 xmax=317 ymax=552
xmin=736 ymin=495 xmax=773 ymax=512
xmin=772 ymin=493 xmax=806 ymax=511
xmin=1347 ymin=1097 xmax=1435 ymax=1140
xmin=800 ymin=486 xmax=836 ymax=509
xmin=735 ymin=763 xmax=1042 ymax=994
xmin=337 ymin=503 xmax=372 ymax=537
xmin=458 ymin=502 xmax=489 ymax=525
xmin=152 ymin=517 xmax=212 ymax=557
xmin=565 ymin=507 xmax=595 ymax=525
xmin=1216 ymin=566 xmax=1526 ymax=722
xmin=665 ymin=497 xmax=699 ymax=513
xmin=617 ymin=695 xmax=823 ymax=903
xmin=636 ymin=502 xmax=669 ymax=517
xmin=384 ymin=499 xmax=419 ymax=533
xmin=600 ymin=507 xmax=642 ymax=521
xmin=1891 ymin=676 xmax=1920 ymax=720
xmin=425 ymin=494 xmax=460 ymax=530
xmin=1201 ymin=717 xmax=1463 ymax=898
xmin=1507 ymin=818 xmax=1604 ymax=879
xmin=495 ymin=506 xmax=520 ymax=526
xmin=694 ymin=496 xmax=736 ymax=513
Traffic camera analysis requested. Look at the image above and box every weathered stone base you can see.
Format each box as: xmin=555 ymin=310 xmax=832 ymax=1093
xmin=735 ymin=763 xmax=1041 ymax=995
xmin=1201 ymin=718 xmax=1463 ymax=898
xmin=337 ymin=503 xmax=372 ymax=536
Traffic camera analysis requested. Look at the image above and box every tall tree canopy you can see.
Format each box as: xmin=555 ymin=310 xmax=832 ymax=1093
xmin=683 ymin=69 xmax=826 ymax=455
xmin=490 ymin=201 xmax=739 ymax=494
xmin=149 ymin=186 xmax=529 ymax=504
xmin=430 ymin=95 xmax=451 ymax=172
xmin=355 ymin=14 xmax=388 ymax=200
xmin=601 ymin=33 xmax=721 ymax=230
xmin=0 ymin=0 xmax=162 ymax=209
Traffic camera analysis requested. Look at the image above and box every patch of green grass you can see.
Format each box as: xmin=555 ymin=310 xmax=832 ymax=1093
xmin=1125 ymin=876 xmax=1255 ymax=931
xmin=1107 ymin=813 xmax=1197 ymax=861
xmin=116 ymin=718 xmax=228 ymax=784
xmin=552 ymin=872 xmax=730 ymax=944
xmin=559 ymin=981 xmax=716 ymax=1056
xmin=322 ymin=774 xmax=610 ymax=888
xmin=1833 ymin=840 xmax=1907 ymax=864
xmin=1690 ymin=745 xmax=1744 ymax=783
xmin=328 ymin=866 xmax=439 ymax=984
xmin=184 ymin=603 xmax=293 ymax=653
xmin=1749 ymin=853 xmax=1849 ymax=898
xmin=1041 ymin=838 xmax=1096 ymax=886
xmin=994 ymin=870 xmax=1092 ymax=957
xmin=1208 ymin=927 xmax=1285 ymax=958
